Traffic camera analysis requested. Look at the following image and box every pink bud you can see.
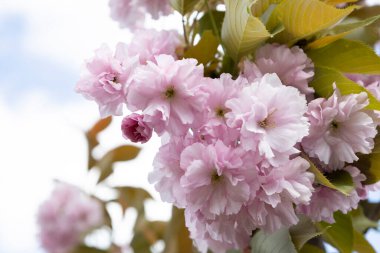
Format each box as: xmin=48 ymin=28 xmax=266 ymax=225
xmin=121 ymin=113 xmax=153 ymax=143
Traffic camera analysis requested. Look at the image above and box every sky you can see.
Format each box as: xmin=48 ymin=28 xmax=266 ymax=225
xmin=0 ymin=0 xmax=379 ymax=253
xmin=0 ymin=1 xmax=181 ymax=252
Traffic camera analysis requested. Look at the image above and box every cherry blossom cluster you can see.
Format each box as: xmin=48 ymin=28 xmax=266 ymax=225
xmin=37 ymin=183 xmax=103 ymax=253
xmin=75 ymin=29 xmax=379 ymax=252
xmin=109 ymin=0 xmax=172 ymax=29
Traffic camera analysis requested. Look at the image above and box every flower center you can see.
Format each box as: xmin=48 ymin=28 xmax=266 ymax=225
xmin=258 ymin=118 xmax=275 ymax=129
xmin=331 ymin=121 xmax=339 ymax=129
xmin=164 ymin=86 xmax=175 ymax=99
xmin=215 ymin=107 xmax=226 ymax=118
xmin=211 ymin=171 xmax=222 ymax=183
xmin=258 ymin=109 xmax=276 ymax=129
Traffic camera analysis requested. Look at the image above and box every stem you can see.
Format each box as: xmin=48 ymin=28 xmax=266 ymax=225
xmin=205 ymin=0 xmax=220 ymax=39
xmin=182 ymin=16 xmax=189 ymax=46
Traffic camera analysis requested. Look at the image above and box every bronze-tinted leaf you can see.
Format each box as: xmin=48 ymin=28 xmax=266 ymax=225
xmin=97 ymin=145 xmax=141 ymax=183
xmin=163 ymin=207 xmax=195 ymax=253
xmin=117 ymin=186 xmax=152 ymax=212
xmin=85 ymin=117 xmax=112 ymax=170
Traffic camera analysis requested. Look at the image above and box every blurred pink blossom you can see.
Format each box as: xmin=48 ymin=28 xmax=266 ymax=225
xmin=128 ymin=29 xmax=182 ymax=64
xmin=37 ymin=183 xmax=103 ymax=253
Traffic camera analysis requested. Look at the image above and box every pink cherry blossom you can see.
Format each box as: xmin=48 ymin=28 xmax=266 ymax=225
xmin=121 ymin=113 xmax=153 ymax=143
xmin=148 ymin=136 xmax=193 ymax=208
xmin=185 ymin=209 xmax=251 ymax=253
xmin=109 ymin=0 xmax=145 ymax=30
xmin=248 ymin=156 xmax=314 ymax=232
xmin=140 ymin=0 xmax=172 ymax=19
xmin=109 ymin=0 xmax=172 ymax=29
xmin=298 ymin=166 xmax=366 ymax=223
xmin=302 ymin=90 xmax=377 ymax=169
xmin=127 ymin=55 xmax=207 ymax=136
xmin=76 ymin=43 xmax=139 ymax=117
xmin=196 ymin=121 xmax=240 ymax=147
xmin=128 ymin=29 xmax=182 ymax=64
xmin=201 ymin=74 xmax=246 ymax=122
xmin=226 ymin=73 xmax=309 ymax=165
xmin=193 ymin=74 xmax=246 ymax=146
xmin=180 ymin=141 xmax=253 ymax=218
xmin=241 ymin=44 xmax=315 ymax=96
xmin=37 ymin=183 xmax=103 ymax=253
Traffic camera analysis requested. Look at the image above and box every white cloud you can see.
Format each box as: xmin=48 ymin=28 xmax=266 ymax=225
xmin=0 ymin=0 xmax=182 ymax=70
xmin=0 ymin=89 xmax=171 ymax=252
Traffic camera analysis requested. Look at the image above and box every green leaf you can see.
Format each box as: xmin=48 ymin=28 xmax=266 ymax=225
xmin=350 ymin=207 xmax=378 ymax=233
xmin=250 ymin=228 xmax=297 ymax=253
xmin=289 ymin=216 xmax=325 ymax=250
xmin=184 ymin=30 xmax=219 ymax=65
xmin=70 ymin=245 xmax=107 ymax=253
xmin=326 ymin=170 xmax=355 ymax=196
xmin=164 ymin=207 xmax=194 ymax=253
xmin=221 ymin=0 xmax=271 ymax=61
xmin=169 ymin=0 xmax=200 ymax=15
xmin=348 ymin=6 xmax=380 ymax=45
xmin=85 ymin=117 xmax=112 ymax=170
xmin=299 ymin=244 xmax=325 ymax=253
xmin=117 ymin=186 xmax=152 ymax=212
xmin=274 ymin=0 xmax=356 ymax=40
xmin=353 ymin=229 xmax=376 ymax=253
xmin=317 ymin=212 xmax=354 ymax=253
xmin=198 ymin=11 xmax=225 ymax=37
xmin=308 ymin=15 xmax=380 ymax=49
xmin=96 ymin=145 xmax=141 ymax=183
xmin=323 ymin=0 xmax=358 ymax=4
xmin=307 ymin=39 xmax=380 ymax=74
xmin=310 ymin=66 xmax=380 ymax=110
xmin=250 ymin=0 xmax=283 ymax=17
xmin=302 ymin=154 xmax=354 ymax=195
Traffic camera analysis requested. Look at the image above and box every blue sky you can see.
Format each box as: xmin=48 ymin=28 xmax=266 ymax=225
xmin=0 ymin=14 xmax=79 ymax=104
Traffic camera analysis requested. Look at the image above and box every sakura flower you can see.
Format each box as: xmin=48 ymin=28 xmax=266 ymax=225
xmin=347 ymin=73 xmax=380 ymax=100
xmin=302 ymin=90 xmax=377 ymax=169
xmin=185 ymin=209 xmax=251 ymax=253
xmin=148 ymin=136 xmax=192 ymax=207
xmin=121 ymin=113 xmax=152 ymax=143
xmin=247 ymin=156 xmax=314 ymax=232
xmin=298 ymin=166 xmax=366 ymax=223
xmin=242 ymin=44 xmax=315 ymax=96
xmin=109 ymin=0 xmax=145 ymax=30
xmin=196 ymin=121 xmax=240 ymax=147
xmin=246 ymin=199 xmax=299 ymax=233
xmin=193 ymin=74 xmax=246 ymax=146
xmin=37 ymin=183 xmax=103 ymax=253
xmin=76 ymin=43 xmax=139 ymax=117
xmin=202 ymin=74 xmax=246 ymax=122
xmin=180 ymin=141 xmax=252 ymax=218
xmin=109 ymin=0 xmax=172 ymax=29
xmin=128 ymin=29 xmax=182 ymax=64
xmin=140 ymin=0 xmax=172 ymax=19
xmin=127 ymin=55 xmax=207 ymax=136
xmin=226 ymin=73 xmax=309 ymax=165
